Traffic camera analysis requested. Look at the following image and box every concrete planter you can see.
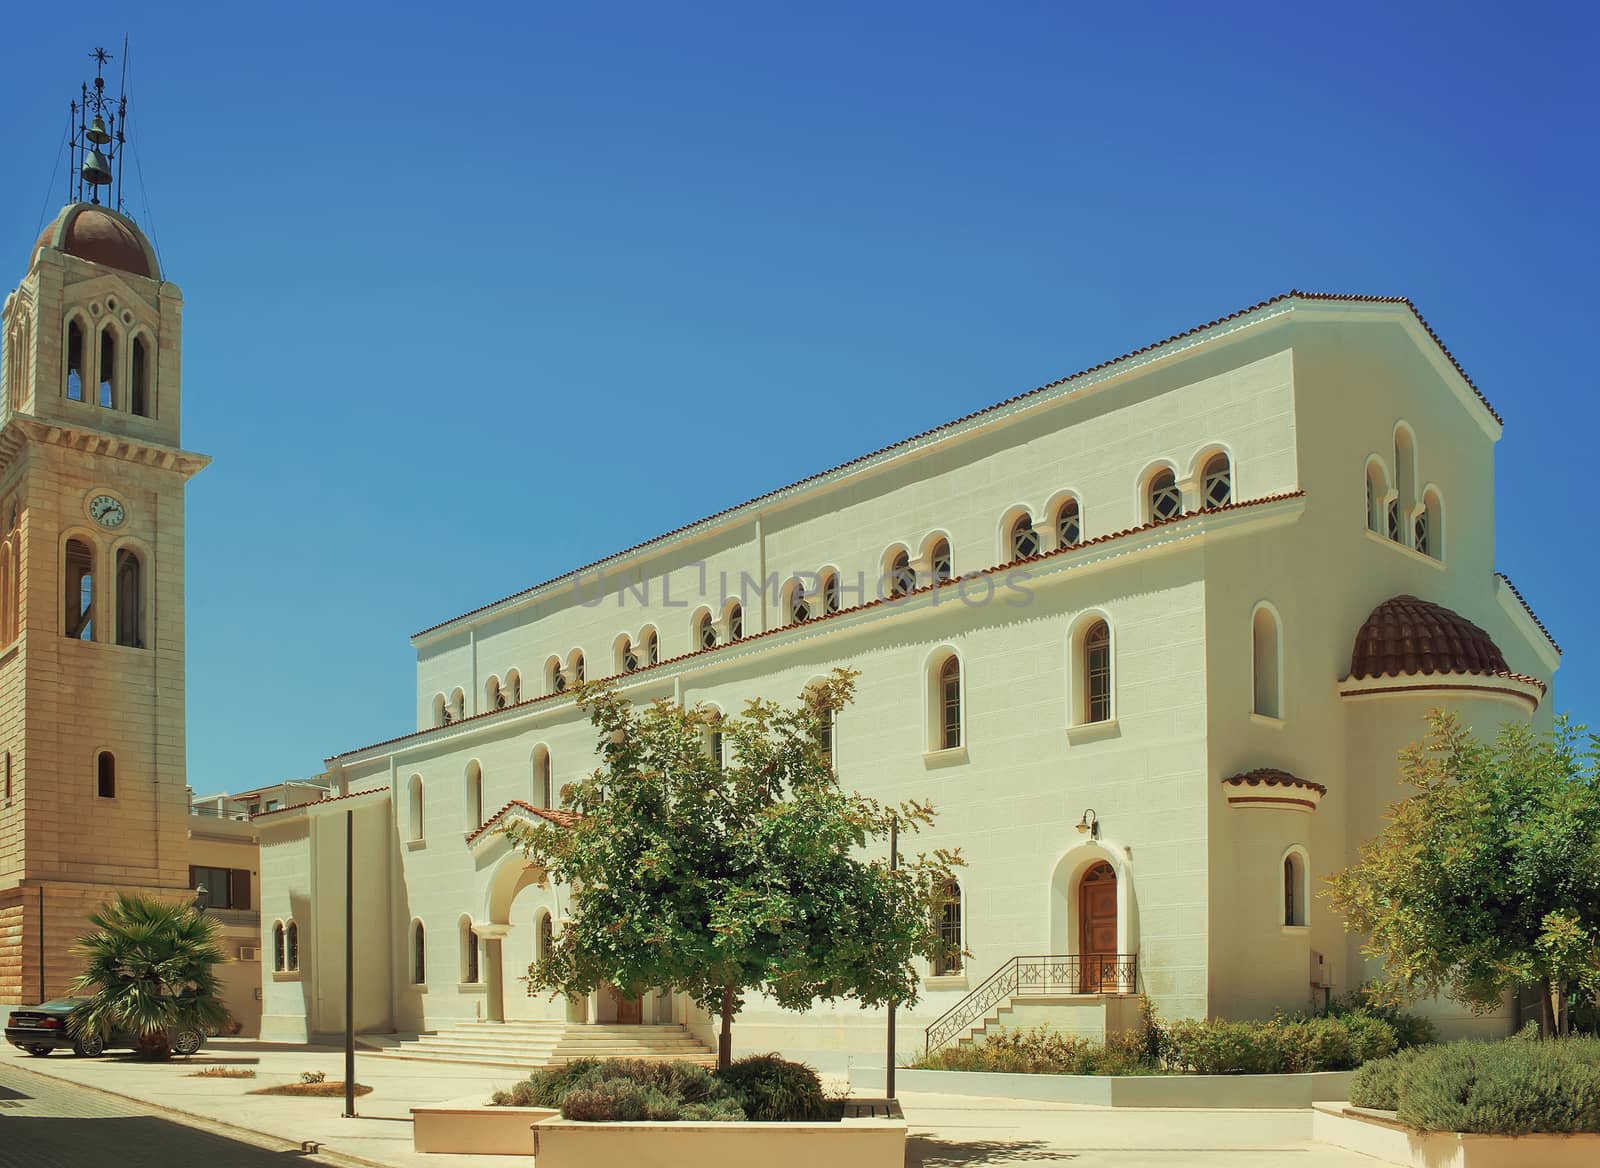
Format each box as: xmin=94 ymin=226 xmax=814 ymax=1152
xmin=409 ymin=1095 xmax=558 ymax=1154
xmin=1313 ymin=1102 xmax=1600 ymax=1168
xmin=850 ymin=1066 xmax=1353 ymax=1108
xmin=532 ymin=1115 xmax=907 ymax=1168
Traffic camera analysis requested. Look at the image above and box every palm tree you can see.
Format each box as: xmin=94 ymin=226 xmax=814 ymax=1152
xmin=68 ymin=893 xmax=230 ymax=1058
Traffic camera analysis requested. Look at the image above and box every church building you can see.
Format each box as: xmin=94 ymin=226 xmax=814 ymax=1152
xmin=254 ymin=290 xmax=1559 ymax=1063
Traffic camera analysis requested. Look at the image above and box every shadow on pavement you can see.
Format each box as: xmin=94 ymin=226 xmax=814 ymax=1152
xmin=907 ymin=1135 xmax=1072 ymax=1165
xmin=0 ymin=1114 xmax=315 ymax=1167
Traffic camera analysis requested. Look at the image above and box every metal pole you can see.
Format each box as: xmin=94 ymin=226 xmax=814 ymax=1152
xmin=343 ymin=809 xmax=356 ymax=1117
xmin=886 ymin=813 xmax=897 ymax=1101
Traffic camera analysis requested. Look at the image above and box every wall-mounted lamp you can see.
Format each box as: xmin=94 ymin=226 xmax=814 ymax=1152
xmin=193 ymin=884 xmax=209 ymax=914
xmin=1076 ymin=809 xmax=1099 ymax=838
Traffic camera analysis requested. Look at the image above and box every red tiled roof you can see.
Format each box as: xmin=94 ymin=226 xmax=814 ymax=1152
xmin=331 ymin=490 xmax=1303 ymax=762
xmin=466 ymin=799 xmax=577 ymax=845
xmin=1495 ymin=572 xmax=1561 ymax=655
xmin=414 ymin=291 xmax=1493 ymax=640
xmin=1221 ymin=768 xmax=1328 ymax=796
xmin=250 ymin=787 xmax=387 ymax=820
xmin=1350 ymin=595 xmax=1509 ymax=680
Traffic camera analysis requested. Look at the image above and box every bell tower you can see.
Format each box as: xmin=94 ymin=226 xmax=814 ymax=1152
xmin=0 ymin=48 xmax=208 ymax=1004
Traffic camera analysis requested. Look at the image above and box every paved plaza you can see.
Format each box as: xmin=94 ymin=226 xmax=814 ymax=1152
xmin=0 ymin=1040 xmax=1383 ymax=1167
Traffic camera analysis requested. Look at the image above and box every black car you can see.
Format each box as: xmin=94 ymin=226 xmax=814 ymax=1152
xmin=5 ymin=997 xmax=204 ymax=1057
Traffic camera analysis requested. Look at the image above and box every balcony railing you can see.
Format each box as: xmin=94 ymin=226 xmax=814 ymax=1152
xmin=202 ymin=908 xmax=260 ymax=929
xmin=190 ymin=805 xmax=251 ymax=821
xmin=924 ymin=952 xmax=1138 ymax=1057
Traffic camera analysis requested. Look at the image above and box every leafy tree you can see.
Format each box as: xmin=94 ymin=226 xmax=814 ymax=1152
xmin=502 ymin=668 xmax=960 ymax=1069
xmin=68 ymin=893 xmax=229 ymax=1057
xmin=1327 ymin=711 xmax=1600 ymax=1036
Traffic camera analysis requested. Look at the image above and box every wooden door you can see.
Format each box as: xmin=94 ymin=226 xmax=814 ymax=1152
xmin=1078 ymin=861 xmax=1118 ymax=992
xmin=613 ymin=987 xmax=642 ymax=1024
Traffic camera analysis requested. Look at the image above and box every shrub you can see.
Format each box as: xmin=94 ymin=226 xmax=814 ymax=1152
xmin=718 ymin=1054 xmax=827 ymax=1122
xmin=299 ymin=1070 xmax=326 ymax=1085
xmin=1161 ymin=1013 xmax=1397 ymax=1075
xmin=1162 ymin=1018 xmax=1283 ymax=1074
xmin=679 ymin=1098 xmax=747 ymax=1122
xmin=1324 ymin=988 xmax=1436 ymax=1050
xmin=1354 ymin=1038 xmax=1600 ymax=1134
xmin=561 ymin=1078 xmax=683 ymax=1122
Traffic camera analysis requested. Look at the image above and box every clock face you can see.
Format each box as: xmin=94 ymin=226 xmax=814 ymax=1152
xmin=88 ymin=494 xmax=126 ymax=529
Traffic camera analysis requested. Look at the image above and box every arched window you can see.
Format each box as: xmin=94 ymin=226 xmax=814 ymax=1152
xmin=1076 ymin=619 xmax=1113 ymax=725
xmin=642 ymin=627 xmax=659 ymax=666
xmin=618 ymin=634 xmax=637 ymax=672
xmin=533 ymin=745 xmax=552 ymax=808
xmin=818 ymin=706 xmax=835 ymax=770
xmin=1201 ymin=453 xmax=1232 ymax=509
xmin=412 ymin=921 xmax=426 ymax=984
xmin=1417 ymin=488 xmax=1443 ymax=560
xmin=709 ymin=715 xmax=725 ymax=769
xmin=487 ymin=675 xmax=505 ymax=710
xmin=0 ymin=543 xmax=12 ymax=645
xmin=821 ymin=570 xmax=842 ymax=614
xmin=465 ymin=762 xmax=483 ymax=829
xmin=694 ymin=608 xmax=717 ymax=649
xmin=1252 ymin=604 xmax=1282 ymax=719
xmin=96 ymin=750 xmax=115 ymax=798
xmin=1283 ymin=850 xmax=1308 ymax=927
xmin=725 ymin=601 xmax=743 ymax=641
xmin=1148 ymin=469 xmax=1182 ymax=522
xmin=272 ymin=922 xmax=286 ymax=972
xmin=97 ymin=327 xmax=116 ymax=409
xmin=285 ymin=921 xmax=299 ymax=971
xmin=1055 ymin=497 xmax=1081 ymax=548
xmin=460 ymin=917 xmax=479 ymax=984
xmin=546 ymin=656 xmax=566 ymax=694
xmin=432 ymin=694 xmax=447 ymax=727
xmin=407 ymin=775 xmax=424 ymax=841
xmin=65 ymin=538 xmax=94 ymax=640
xmin=922 ymin=537 xmax=951 ymax=585
xmin=1394 ymin=425 xmax=1417 ymax=543
xmin=928 ymin=652 xmax=962 ymax=752
xmin=66 ymin=319 xmax=85 ymax=400
xmin=537 ymin=911 xmax=554 ymax=965
xmin=505 ymin=669 xmax=521 ymax=704
xmin=130 ymin=335 xmax=151 ymax=417
xmin=887 ymin=550 xmax=914 ymax=598
xmin=1365 ymin=458 xmax=1389 ymax=534
xmin=786 ymin=579 xmax=810 ymax=624
xmin=569 ymin=652 xmax=585 ymax=685
xmin=1009 ymin=513 xmax=1039 ymax=560
xmin=932 ymin=879 xmax=963 ymax=976
xmin=4 ymin=751 xmax=11 ymax=801
xmin=451 ymin=689 xmax=466 ymax=722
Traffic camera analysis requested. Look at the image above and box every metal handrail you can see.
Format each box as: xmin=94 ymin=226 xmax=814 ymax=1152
xmin=924 ymin=952 xmax=1138 ymax=1056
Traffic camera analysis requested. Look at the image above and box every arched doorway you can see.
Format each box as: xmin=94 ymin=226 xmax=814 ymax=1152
xmin=1078 ymin=861 xmax=1118 ymax=992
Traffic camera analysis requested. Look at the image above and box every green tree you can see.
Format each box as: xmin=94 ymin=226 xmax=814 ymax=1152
xmin=1327 ymin=711 xmax=1600 ymax=1036
xmin=502 ymin=668 xmax=960 ymax=1070
xmin=68 ymin=893 xmax=230 ymax=1057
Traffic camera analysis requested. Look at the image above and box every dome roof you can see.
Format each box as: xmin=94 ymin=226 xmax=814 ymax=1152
xmin=30 ymin=203 xmax=159 ymax=280
xmin=1349 ymin=595 xmax=1509 ymax=680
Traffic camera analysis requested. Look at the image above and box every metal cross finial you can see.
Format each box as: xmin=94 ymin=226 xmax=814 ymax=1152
xmin=90 ymin=47 xmax=113 ymax=70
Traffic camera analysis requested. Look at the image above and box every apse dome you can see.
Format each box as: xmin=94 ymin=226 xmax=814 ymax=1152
xmin=30 ymin=203 xmax=159 ymax=280
xmin=1349 ymin=595 xmax=1509 ymax=680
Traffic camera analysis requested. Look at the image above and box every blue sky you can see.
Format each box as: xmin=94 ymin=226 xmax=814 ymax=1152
xmin=1 ymin=2 xmax=1594 ymax=791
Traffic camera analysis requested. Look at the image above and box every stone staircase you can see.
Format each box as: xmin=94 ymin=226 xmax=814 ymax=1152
xmin=369 ymin=1020 xmax=716 ymax=1070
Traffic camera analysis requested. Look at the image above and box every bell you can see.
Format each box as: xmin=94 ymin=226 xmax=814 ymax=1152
xmin=80 ymin=149 xmax=113 ymax=187
xmin=86 ymin=115 xmax=112 ymax=145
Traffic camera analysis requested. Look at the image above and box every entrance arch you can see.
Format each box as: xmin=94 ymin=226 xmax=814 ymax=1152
xmin=1078 ymin=861 xmax=1118 ymax=991
xmin=1049 ymin=840 xmax=1138 ymax=993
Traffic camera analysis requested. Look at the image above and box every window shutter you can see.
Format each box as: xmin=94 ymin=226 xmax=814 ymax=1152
xmin=230 ymin=869 xmax=251 ymax=912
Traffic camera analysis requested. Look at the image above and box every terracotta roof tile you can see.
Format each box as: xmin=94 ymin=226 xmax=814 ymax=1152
xmin=1221 ymin=768 xmax=1328 ymax=796
xmin=1495 ymin=572 xmax=1561 ymax=655
xmin=1350 ymin=595 xmax=1510 ymax=681
xmin=414 ymin=291 xmax=1491 ymax=640
xmin=249 ymin=787 xmax=387 ymax=820
xmin=332 ymin=491 xmax=1302 ymax=762
xmin=466 ymin=799 xmax=577 ymax=845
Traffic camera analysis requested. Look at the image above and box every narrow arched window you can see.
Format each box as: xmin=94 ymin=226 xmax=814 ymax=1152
xmin=130 ymin=336 xmax=151 ymax=417
xmin=1084 ymin=620 xmax=1112 ymax=724
xmin=533 ymin=747 xmax=551 ymax=808
xmin=407 ymin=775 xmax=424 ymax=841
xmin=695 ymin=609 xmax=717 ymax=649
xmin=506 ymin=670 xmax=521 ymax=703
xmin=273 ymin=922 xmax=286 ymax=972
xmin=620 ymin=636 xmax=638 ymax=672
xmin=1365 ymin=460 xmax=1387 ymax=533
xmin=1394 ymin=427 xmax=1416 ymax=542
xmin=487 ymin=675 xmax=505 ymax=710
xmin=1252 ymin=605 xmax=1281 ymax=719
xmin=727 ymin=602 xmax=743 ymax=641
xmin=1056 ymin=498 xmax=1081 ymax=548
xmin=788 ymin=580 xmax=810 ymax=623
xmin=818 ymin=707 xmax=835 ymax=770
xmin=1148 ymin=470 xmax=1182 ymax=522
xmin=97 ymin=327 xmax=116 ymax=409
xmin=465 ymin=762 xmax=483 ymax=829
xmin=65 ymin=538 xmax=94 ymax=640
xmin=537 ymin=912 xmax=554 ymax=965
xmin=570 ymin=653 xmax=585 ymax=684
xmin=1202 ymin=454 xmax=1231 ymax=509
xmin=432 ymin=694 xmax=447 ymax=727
xmin=938 ymin=656 xmax=962 ymax=750
xmin=710 ymin=719 xmax=725 ymax=768
xmin=547 ymin=657 xmax=566 ymax=694
xmin=412 ymin=921 xmax=426 ymax=984
xmin=114 ymin=549 xmax=143 ymax=648
xmin=461 ymin=918 xmax=479 ymax=984
xmin=933 ymin=880 xmax=963 ymax=976
xmin=1418 ymin=489 xmax=1443 ymax=560
xmin=96 ymin=750 xmax=115 ymax=798
xmin=822 ymin=571 xmax=842 ymax=614
xmin=1284 ymin=852 xmax=1307 ymax=927
xmin=1009 ymin=514 xmax=1039 ymax=559
xmin=888 ymin=551 xmax=914 ymax=598
xmin=930 ymin=538 xmax=952 ymax=584
xmin=286 ymin=922 xmax=299 ymax=971
xmin=451 ymin=689 xmax=465 ymax=721
xmin=643 ymin=628 xmax=659 ymax=666
xmin=66 ymin=320 xmax=85 ymax=401
xmin=4 ymin=751 xmax=11 ymax=801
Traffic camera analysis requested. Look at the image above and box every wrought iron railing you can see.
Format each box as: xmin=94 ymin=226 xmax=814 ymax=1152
xmin=924 ymin=953 xmax=1138 ymax=1056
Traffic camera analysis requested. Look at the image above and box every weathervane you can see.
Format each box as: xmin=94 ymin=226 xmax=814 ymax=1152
xmin=68 ymin=42 xmax=130 ymax=210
